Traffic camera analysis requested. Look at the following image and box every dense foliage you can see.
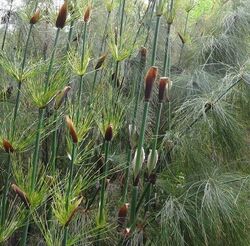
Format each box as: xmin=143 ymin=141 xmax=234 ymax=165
xmin=0 ymin=0 xmax=250 ymax=245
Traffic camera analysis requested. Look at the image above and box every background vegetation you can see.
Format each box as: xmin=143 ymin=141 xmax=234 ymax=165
xmin=0 ymin=0 xmax=249 ymax=245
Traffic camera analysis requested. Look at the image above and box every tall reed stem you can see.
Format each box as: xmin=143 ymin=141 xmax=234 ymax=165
xmin=98 ymin=141 xmax=110 ymax=225
xmin=144 ymin=102 xmax=163 ymax=214
xmin=76 ymin=22 xmax=88 ymax=124
xmin=151 ymin=15 xmax=161 ymax=66
xmin=62 ymin=143 xmax=77 ymax=246
xmin=1 ymin=0 xmax=13 ymax=50
xmin=129 ymin=102 xmax=149 ymax=227
xmin=0 ymin=154 xmax=11 ymax=226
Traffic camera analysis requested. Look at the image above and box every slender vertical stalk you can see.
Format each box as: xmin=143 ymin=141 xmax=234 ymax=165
xmin=30 ymin=109 xmax=45 ymax=191
xmin=151 ymin=15 xmax=161 ymax=66
xmin=178 ymin=11 xmax=189 ymax=66
xmin=76 ymin=22 xmax=88 ymax=124
xmin=45 ymin=28 xmax=60 ymax=92
xmin=121 ymin=146 xmax=132 ymax=203
xmin=144 ymin=102 xmax=163 ymax=214
xmin=0 ymin=154 xmax=11 ymax=226
xmin=1 ymin=0 xmax=13 ymax=50
xmin=50 ymin=111 xmax=58 ymax=174
xmin=98 ymin=141 xmax=110 ymax=225
xmin=129 ymin=102 xmax=149 ymax=227
xmin=11 ymin=24 xmax=33 ymax=136
xmin=62 ymin=143 xmax=77 ymax=246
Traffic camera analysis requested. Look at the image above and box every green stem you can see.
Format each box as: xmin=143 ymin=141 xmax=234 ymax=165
xmin=44 ymin=28 xmax=60 ymax=92
xmin=66 ymin=20 xmax=75 ymax=52
xmin=30 ymin=109 xmax=45 ymax=191
xmin=62 ymin=143 xmax=77 ymax=246
xmin=51 ymin=111 xmax=58 ymax=174
xmin=119 ymin=0 xmax=126 ymax=46
xmin=129 ymin=101 xmax=149 ymax=227
xmin=1 ymin=0 xmax=13 ymax=50
xmin=178 ymin=11 xmax=189 ymax=66
xmin=122 ymin=147 xmax=132 ymax=203
xmin=144 ymin=103 xmax=162 ymax=214
xmin=11 ymin=24 xmax=33 ymax=136
xmin=151 ymin=15 xmax=161 ymax=66
xmin=0 ymin=154 xmax=11 ymax=226
xmin=163 ymin=23 xmax=171 ymax=76
xmin=129 ymin=185 xmax=138 ymax=229
xmin=98 ymin=141 xmax=110 ymax=225
xmin=134 ymin=102 xmax=149 ymax=173
xmin=21 ymin=212 xmax=30 ymax=246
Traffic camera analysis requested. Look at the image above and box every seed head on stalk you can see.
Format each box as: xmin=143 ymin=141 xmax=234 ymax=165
xmin=104 ymin=124 xmax=113 ymax=141
xmin=158 ymin=77 xmax=169 ymax=102
xmin=30 ymin=10 xmax=40 ymax=25
xmin=3 ymin=139 xmax=14 ymax=153
xmin=95 ymin=54 xmax=107 ymax=70
xmin=54 ymin=86 xmax=71 ymax=110
xmin=84 ymin=6 xmax=91 ymax=23
xmin=65 ymin=116 xmax=78 ymax=143
xmin=56 ymin=2 xmax=68 ymax=29
xmin=118 ymin=203 xmax=129 ymax=228
xmin=144 ymin=66 xmax=158 ymax=101
xmin=11 ymin=184 xmax=30 ymax=209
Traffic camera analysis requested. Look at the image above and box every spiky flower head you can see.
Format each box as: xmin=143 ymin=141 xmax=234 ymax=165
xmin=30 ymin=10 xmax=40 ymax=25
xmin=65 ymin=116 xmax=78 ymax=143
xmin=56 ymin=2 xmax=68 ymax=29
xmin=145 ymin=66 xmax=158 ymax=101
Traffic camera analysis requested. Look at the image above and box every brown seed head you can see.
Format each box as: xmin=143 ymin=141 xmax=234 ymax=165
xmin=95 ymin=54 xmax=107 ymax=70
xmin=140 ymin=47 xmax=147 ymax=67
xmin=65 ymin=116 xmax=78 ymax=143
xmin=56 ymin=2 xmax=68 ymax=29
xmin=158 ymin=77 xmax=169 ymax=102
xmin=118 ymin=203 xmax=129 ymax=227
xmin=3 ymin=139 xmax=14 ymax=153
xmin=11 ymin=184 xmax=30 ymax=209
xmin=144 ymin=66 xmax=158 ymax=101
xmin=84 ymin=6 xmax=91 ymax=23
xmin=30 ymin=10 xmax=40 ymax=25
xmin=104 ymin=124 xmax=113 ymax=142
xmin=54 ymin=86 xmax=71 ymax=110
